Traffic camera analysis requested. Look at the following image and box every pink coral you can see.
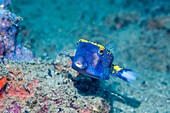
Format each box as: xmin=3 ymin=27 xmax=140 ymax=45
xmin=7 ymin=82 xmax=34 ymax=99
xmin=6 ymin=79 xmax=38 ymax=99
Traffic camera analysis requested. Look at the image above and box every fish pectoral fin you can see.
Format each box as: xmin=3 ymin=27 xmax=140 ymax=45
xmin=99 ymin=67 xmax=111 ymax=80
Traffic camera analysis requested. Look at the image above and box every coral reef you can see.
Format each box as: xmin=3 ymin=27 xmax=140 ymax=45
xmin=0 ymin=56 xmax=111 ymax=113
xmin=0 ymin=0 xmax=34 ymax=61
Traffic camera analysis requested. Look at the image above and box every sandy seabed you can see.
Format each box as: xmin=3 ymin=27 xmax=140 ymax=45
xmin=0 ymin=0 xmax=170 ymax=113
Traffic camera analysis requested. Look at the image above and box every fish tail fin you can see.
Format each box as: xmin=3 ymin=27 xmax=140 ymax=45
xmin=111 ymin=65 xmax=136 ymax=83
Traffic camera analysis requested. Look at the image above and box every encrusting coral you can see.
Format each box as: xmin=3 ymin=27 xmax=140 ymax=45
xmin=0 ymin=56 xmax=111 ymax=113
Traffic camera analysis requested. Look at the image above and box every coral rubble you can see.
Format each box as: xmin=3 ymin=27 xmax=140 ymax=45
xmin=0 ymin=56 xmax=111 ymax=113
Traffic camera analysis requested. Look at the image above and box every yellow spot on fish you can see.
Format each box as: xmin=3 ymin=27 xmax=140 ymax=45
xmin=114 ymin=65 xmax=122 ymax=71
xmin=78 ymin=39 xmax=88 ymax=43
xmin=98 ymin=44 xmax=105 ymax=50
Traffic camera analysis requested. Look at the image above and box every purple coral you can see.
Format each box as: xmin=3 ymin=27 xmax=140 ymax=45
xmin=7 ymin=102 xmax=22 ymax=113
xmin=7 ymin=106 xmax=13 ymax=113
xmin=0 ymin=0 xmax=34 ymax=61
xmin=13 ymin=102 xmax=22 ymax=113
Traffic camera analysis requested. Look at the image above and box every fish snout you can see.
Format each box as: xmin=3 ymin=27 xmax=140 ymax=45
xmin=73 ymin=56 xmax=87 ymax=69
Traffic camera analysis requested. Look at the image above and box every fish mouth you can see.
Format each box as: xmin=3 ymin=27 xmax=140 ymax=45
xmin=73 ymin=56 xmax=87 ymax=69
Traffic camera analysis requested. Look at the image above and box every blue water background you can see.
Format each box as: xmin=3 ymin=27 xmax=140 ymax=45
xmin=10 ymin=0 xmax=170 ymax=112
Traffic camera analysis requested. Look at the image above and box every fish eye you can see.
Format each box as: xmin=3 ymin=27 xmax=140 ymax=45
xmin=98 ymin=50 xmax=104 ymax=55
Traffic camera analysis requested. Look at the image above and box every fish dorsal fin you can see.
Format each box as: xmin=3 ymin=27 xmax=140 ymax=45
xmin=78 ymin=39 xmax=105 ymax=50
